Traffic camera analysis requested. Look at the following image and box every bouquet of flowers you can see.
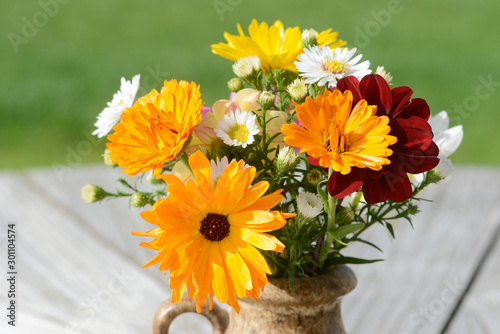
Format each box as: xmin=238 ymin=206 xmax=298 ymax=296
xmin=82 ymin=19 xmax=463 ymax=314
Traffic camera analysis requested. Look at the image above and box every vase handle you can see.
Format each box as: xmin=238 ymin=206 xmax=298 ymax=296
xmin=151 ymin=297 xmax=229 ymax=334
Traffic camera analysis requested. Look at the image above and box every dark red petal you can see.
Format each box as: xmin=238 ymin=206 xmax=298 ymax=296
xmin=363 ymin=162 xmax=413 ymax=204
xmin=359 ymin=74 xmax=392 ymax=116
xmin=390 ymin=86 xmax=413 ymax=118
xmin=391 ymin=117 xmax=434 ymax=152
xmin=337 ymin=76 xmax=362 ymax=105
xmin=327 ymin=168 xmax=367 ymax=199
xmin=396 ymin=142 xmax=440 ymax=174
xmin=395 ymin=98 xmax=430 ymax=121
xmin=307 ymin=155 xmax=321 ymax=167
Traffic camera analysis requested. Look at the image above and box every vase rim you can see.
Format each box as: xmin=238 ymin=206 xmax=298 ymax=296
xmin=240 ymin=265 xmax=357 ymax=308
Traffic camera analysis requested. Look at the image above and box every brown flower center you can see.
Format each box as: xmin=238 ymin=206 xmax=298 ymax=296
xmin=199 ymin=213 xmax=230 ymax=241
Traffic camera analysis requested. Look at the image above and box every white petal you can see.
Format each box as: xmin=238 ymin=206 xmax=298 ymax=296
xmin=435 ymin=125 xmax=464 ymax=158
xmin=435 ymin=158 xmax=455 ymax=179
xmin=429 ymin=110 xmax=450 ymax=134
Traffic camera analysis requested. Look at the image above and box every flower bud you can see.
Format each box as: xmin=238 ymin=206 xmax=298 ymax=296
xmin=232 ymin=56 xmax=261 ymax=80
xmin=272 ymin=69 xmax=284 ymax=81
xmin=375 ymin=66 xmax=393 ymax=86
xmin=425 ymin=169 xmax=444 ymax=185
xmin=103 ymin=148 xmax=118 ymax=167
xmin=146 ymin=171 xmax=165 ymax=185
xmin=228 ymin=77 xmax=244 ymax=93
xmin=259 ymin=91 xmax=276 ymax=110
xmin=130 ymin=192 xmax=154 ymax=208
xmin=81 ymin=184 xmax=108 ymax=203
xmin=297 ymin=192 xmax=324 ymax=219
xmin=335 ymin=206 xmax=355 ymax=225
xmin=306 ymin=168 xmax=324 ymax=186
xmin=301 ymin=29 xmax=318 ymax=49
xmin=287 ymin=79 xmax=308 ymax=104
xmin=407 ymin=203 xmax=420 ymax=215
xmin=263 ymin=72 xmax=274 ymax=89
xmin=276 ymin=146 xmax=298 ymax=174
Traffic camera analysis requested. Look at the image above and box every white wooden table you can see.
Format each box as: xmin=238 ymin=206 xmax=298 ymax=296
xmin=0 ymin=165 xmax=499 ymax=333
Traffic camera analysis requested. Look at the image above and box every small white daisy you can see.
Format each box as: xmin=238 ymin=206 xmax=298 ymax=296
xmin=215 ymin=109 xmax=260 ymax=148
xmin=297 ymin=192 xmax=324 ymax=219
xmin=93 ymin=74 xmax=140 ymax=138
xmin=295 ymin=46 xmax=371 ymax=88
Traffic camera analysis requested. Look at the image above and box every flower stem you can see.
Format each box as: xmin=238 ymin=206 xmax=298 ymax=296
xmin=319 ymin=167 xmax=338 ymax=269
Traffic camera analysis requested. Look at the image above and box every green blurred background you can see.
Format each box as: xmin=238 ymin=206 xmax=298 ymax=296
xmin=1 ymin=0 xmax=499 ymax=170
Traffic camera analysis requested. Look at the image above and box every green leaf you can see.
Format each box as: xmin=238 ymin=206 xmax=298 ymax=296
xmin=328 ymin=223 xmax=365 ymax=245
xmin=355 ymin=238 xmax=384 ymax=253
xmin=317 ymin=181 xmax=329 ymax=214
xmin=327 ymin=256 xmax=384 ymax=265
xmin=386 ymin=222 xmax=395 ymax=239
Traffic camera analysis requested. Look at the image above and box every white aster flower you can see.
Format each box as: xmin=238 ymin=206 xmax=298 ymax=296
xmin=232 ymin=56 xmax=261 ymax=79
xmin=297 ymin=192 xmax=324 ymax=219
xmin=92 ymin=74 xmax=140 ymax=138
xmin=429 ymin=110 xmax=464 ymax=178
xmin=295 ymin=46 xmax=371 ymax=88
xmin=215 ymin=109 xmax=260 ymax=148
xmin=411 ymin=110 xmax=464 ymax=184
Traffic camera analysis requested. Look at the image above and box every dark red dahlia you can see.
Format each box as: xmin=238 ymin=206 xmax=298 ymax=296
xmin=326 ymin=74 xmax=439 ymax=204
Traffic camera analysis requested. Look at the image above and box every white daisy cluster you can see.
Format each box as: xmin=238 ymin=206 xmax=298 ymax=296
xmin=215 ymin=109 xmax=260 ymax=148
xmin=93 ymin=75 xmax=140 ymax=138
xmin=295 ymin=46 xmax=371 ymax=88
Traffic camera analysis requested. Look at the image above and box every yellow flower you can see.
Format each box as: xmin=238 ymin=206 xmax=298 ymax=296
xmin=211 ymin=19 xmax=346 ymax=73
xmin=281 ymin=90 xmax=397 ymax=175
xmin=132 ymin=150 xmax=293 ymax=313
xmin=107 ymin=80 xmax=203 ymax=176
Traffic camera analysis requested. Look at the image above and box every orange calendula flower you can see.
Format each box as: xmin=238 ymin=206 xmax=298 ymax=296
xmin=132 ymin=150 xmax=293 ymax=313
xmin=107 ymin=80 xmax=203 ymax=176
xmin=211 ymin=19 xmax=346 ymax=73
xmin=282 ymin=90 xmax=397 ymax=175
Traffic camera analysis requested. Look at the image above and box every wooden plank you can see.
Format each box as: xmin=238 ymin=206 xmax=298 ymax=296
xmin=1 ymin=166 xmax=499 ymax=333
xmin=341 ymin=167 xmax=500 ymax=333
xmin=444 ymin=223 xmax=500 ymax=334
xmin=0 ymin=167 xmax=213 ymax=334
